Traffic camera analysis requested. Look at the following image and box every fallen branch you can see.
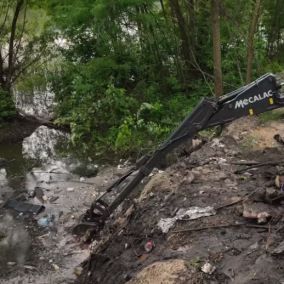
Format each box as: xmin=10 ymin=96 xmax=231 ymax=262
xmin=172 ymin=223 xmax=274 ymax=234
xmin=232 ymin=161 xmax=259 ymax=165
xmin=215 ymin=188 xmax=260 ymax=210
xmin=234 ymin=162 xmax=283 ymax=174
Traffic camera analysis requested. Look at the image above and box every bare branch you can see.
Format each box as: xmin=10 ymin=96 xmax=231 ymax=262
xmin=0 ymin=0 xmax=16 ymax=37
xmin=14 ymin=0 xmax=28 ymax=62
xmin=7 ymin=0 xmax=24 ymax=88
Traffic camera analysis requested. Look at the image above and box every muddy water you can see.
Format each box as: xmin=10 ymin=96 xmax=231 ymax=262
xmin=0 ymin=126 xmax=100 ymax=277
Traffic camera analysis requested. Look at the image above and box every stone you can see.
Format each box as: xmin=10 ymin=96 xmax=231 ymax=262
xmin=243 ymin=201 xmax=275 ymax=223
xmin=66 ymin=188 xmax=75 ymax=192
xmin=266 ymin=188 xmax=278 ymax=199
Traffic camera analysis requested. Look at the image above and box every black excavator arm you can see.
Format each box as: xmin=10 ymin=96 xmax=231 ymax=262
xmin=73 ymin=73 xmax=284 ymax=234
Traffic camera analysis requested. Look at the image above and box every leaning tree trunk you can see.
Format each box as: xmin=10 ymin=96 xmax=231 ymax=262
xmin=246 ymin=0 xmax=261 ymax=84
xmin=211 ymin=0 xmax=223 ymax=97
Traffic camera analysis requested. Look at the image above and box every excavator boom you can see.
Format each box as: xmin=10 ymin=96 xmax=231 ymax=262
xmin=73 ymin=73 xmax=284 ymax=235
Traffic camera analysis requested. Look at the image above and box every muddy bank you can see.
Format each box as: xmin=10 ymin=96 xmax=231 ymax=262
xmin=75 ymin=119 xmax=284 ymax=284
xmin=0 ymin=117 xmax=40 ymax=144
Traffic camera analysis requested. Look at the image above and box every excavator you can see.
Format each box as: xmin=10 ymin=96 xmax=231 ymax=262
xmin=73 ymin=72 xmax=284 ymax=235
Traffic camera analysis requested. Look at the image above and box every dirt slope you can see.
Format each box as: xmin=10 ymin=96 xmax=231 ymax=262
xmin=75 ymin=116 xmax=284 ymax=284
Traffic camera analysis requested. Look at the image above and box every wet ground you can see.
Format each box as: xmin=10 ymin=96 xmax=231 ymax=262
xmin=0 ymin=125 xmax=132 ymax=284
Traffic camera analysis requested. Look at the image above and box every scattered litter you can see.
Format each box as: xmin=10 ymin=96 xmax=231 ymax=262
xmin=42 ymin=195 xmax=48 ymax=201
xmin=158 ymin=206 xmax=216 ymax=233
xmin=80 ymin=177 xmax=85 ymax=182
xmin=49 ymin=259 xmax=53 ymax=263
xmin=201 ymin=262 xmax=216 ymax=274
xmin=38 ymin=214 xmax=55 ymax=227
xmin=210 ymin=138 xmax=225 ymax=148
xmin=49 ymin=196 xmax=59 ymax=203
xmin=52 ymin=264 xmax=59 ymax=271
xmin=23 ymin=265 xmax=36 ymax=270
xmin=19 ymin=213 xmax=23 ymax=217
xmin=67 ymin=188 xmax=75 ymax=192
xmin=34 ymin=187 xmax=45 ymax=204
xmin=28 ymin=190 xmax=36 ymax=198
xmin=7 ymin=262 xmax=16 ymax=266
xmin=144 ymin=241 xmax=154 ymax=253
xmin=70 ymin=206 xmax=79 ymax=212
xmin=199 ymin=191 xmax=204 ymax=194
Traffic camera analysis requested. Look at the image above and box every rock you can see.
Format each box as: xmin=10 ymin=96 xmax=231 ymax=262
xmin=7 ymin=262 xmax=16 ymax=266
xmin=266 ymin=188 xmax=278 ymax=199
xmin=66 ymin=188 xmax=75 ymax=192
xmin=243 ymin=201 xmax=275 ymax=223
xmin=80 ymin=177 xmax=85 ymax=182
xmin=272 ymin=240 xmax=284 ymax=255
xmin=125 ymin=260 xmax=187 ymax=284
xmin=201 ymin=263 xmax=216 ymax=274
xmin=52 ymin=264 xmax=59 ymax=271
xmin=75 ymin=267 xmax=83 ymax=276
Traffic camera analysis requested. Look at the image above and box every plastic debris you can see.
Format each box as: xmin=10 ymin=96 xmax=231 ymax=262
xmin=201 ymin=262 xmax=216 ymax=274
xmin=67 ymin=188 xmax=75 ymax=192
xmin=144 ymin=241 xmax=154 ymax=253
xmin=19 ymin=213 xmax=23 ymax=217
xmin=23 ymin=265 xmax=36 ymax=270
xmin=157 ymin=206 xmax=216 ymax=233
xmin=7 ymin=262 xmax=16 ymax=266
xmin=80 ymin=177 xmax=85 ymax=182
xmin=52 ymin=264 xmax=59 ymax=271
xmin=37 ymin=214 xmax=55 ymax=227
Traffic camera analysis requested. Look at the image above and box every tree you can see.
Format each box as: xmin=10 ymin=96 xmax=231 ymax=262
xmin=211 ymin=0 xmax=223 ymax=97
xmin=0 ymin=0 xmax=51 ymax=119
xmin=246 ymin=0 xmax=261 ymax=84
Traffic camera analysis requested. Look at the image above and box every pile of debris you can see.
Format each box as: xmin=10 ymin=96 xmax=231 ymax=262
xmin=76 ymin=133 xmax=284 ymax=284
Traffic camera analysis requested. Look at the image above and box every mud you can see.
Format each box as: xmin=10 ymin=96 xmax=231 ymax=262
xmin=76 ymin=120 xmax=284 ymax=284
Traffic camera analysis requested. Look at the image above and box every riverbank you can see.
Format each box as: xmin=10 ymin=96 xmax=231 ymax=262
xmin=0 ymin=117 xmax=40 ymax=144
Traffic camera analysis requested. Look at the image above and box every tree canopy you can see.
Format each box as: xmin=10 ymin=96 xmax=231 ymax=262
xmin=1 ymin=0 xmax=284 ymax=156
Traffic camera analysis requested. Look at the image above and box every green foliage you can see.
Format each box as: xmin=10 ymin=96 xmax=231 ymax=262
xmin=258 ymin=109 xmax=284 ymax=125
xmin=17 ymin=0 xmax=284 ymax=157
xmin=0 ymin=90 xmax=16 ymax=120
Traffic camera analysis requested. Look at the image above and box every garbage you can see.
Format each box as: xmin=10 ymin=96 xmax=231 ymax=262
xmin=144 ymin=241 xmax=154 ymax=253
xmin=158 ymin=206 xmax=216 ymax=233
xmin=19 ymin=213 xmax=23 ymax=217
xmin=34 ymin=187 xmax=45 ymax=204
xmin=49 ymin=196 xmax=59 ymax=203
xmin=80 ymin=177 xmax=85 ymax=182
xmin=201 ymin=262 xmax=216 ymax=274
xmin=67 ymin=188 xmax=75 ymax=192
xmin=38 ymin=214 xmax=55 ymax=227
xmin=7 ymin=262 xmax=16 ymax=266
xmin=23 ymin=265 xmax=36 ymax=270
xmin=28 ymin=190 xmax=36 ymax=198
xmin=52 ymin=264 xmax=59 ymax=271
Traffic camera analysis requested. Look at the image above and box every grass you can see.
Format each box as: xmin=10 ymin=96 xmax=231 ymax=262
xmin=258 ymin=109 xmax=284 ymax=125
xmin=239 ymin=135 xmax=259 ymax=149
xmin=190 ymin=257 xmax=201 ymax=269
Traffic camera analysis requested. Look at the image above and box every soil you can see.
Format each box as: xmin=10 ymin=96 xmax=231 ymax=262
xmin=3 ymin=116 xmax=284 ymax=284
xmin=74 ymin=116 xmax=284 ymax=284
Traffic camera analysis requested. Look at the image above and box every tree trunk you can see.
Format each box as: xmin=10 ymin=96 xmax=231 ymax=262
xmin=246 ymin=0 xmax=261 ymax=84
xmin=211 ymin=0 xmax=223 ymax=97
xmin=170 ymin=0 xmax=192 ymax=77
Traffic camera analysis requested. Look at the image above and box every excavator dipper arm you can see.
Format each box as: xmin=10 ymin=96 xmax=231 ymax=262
xmin=73 ymin=73 xmax=284 ymax=234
